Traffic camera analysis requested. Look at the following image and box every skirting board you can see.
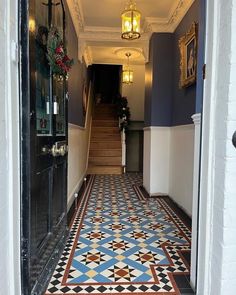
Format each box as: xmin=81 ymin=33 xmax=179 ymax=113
xmin=67 ymin=174 xmax=91 ymax=225
xmin=67 ymin=172 xmax=87 ymax=211
xmin=139 ymin=185 xmax=192 ymax=225
xmin=142 ymin=187 xmax=168 ymax=197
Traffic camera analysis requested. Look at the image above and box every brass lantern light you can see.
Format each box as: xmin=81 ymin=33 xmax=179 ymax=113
xmin=122 ymin=53 xmax=133 ymax=84
xmin=121 ymin=0 xmax=141 ymax=40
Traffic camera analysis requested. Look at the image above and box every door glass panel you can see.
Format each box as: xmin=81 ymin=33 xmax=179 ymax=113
xmin=35 ymin=1 xmax=52 ymax=136
xmin=53 ymin=78 xmax=66 ymax=136
xmin=52 ymin=0 xmax=64 ymax=28
xmin=52 ymin=0 xmax=66 ymax=136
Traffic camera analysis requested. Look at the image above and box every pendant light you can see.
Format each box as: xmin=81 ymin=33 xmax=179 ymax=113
xmin=122 ymin=53 xmax=133 ymax=84
xmin=121 ymin=0 xmax=141 ymax=40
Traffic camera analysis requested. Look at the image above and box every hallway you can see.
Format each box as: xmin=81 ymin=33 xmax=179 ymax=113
xmin=46 ymin=174 xmax=193 ymax=294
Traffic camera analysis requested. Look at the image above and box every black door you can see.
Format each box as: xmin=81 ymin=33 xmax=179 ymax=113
xmin=21 ymin=1 xmax=68 ymax=294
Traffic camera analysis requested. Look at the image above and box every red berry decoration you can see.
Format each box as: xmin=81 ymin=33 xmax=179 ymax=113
xmin=47 ymin=27 xmax=74 ymax=78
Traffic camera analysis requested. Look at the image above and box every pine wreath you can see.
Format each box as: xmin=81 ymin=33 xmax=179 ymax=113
xmin=47 ymin=27 xmax=74 ymax=77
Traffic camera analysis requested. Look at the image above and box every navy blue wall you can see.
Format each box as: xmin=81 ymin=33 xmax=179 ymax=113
xmin=195 ymin=0 xmax=206 ymax=113
xmin=144 ymin=34 xmax=174 ymax=127
xmin=144 ymin=37 xmax=153 ymax=127
xmin=144 ymin=1 xmax=200 ymax=127
xmin=172 ymin=0 xmax=199 ymax=126
xmin=65 ymin=3 xmax=87 ymax=127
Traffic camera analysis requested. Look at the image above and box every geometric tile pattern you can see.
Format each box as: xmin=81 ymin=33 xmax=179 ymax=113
xmin=45 ymin=174 xmax=191 ymax=294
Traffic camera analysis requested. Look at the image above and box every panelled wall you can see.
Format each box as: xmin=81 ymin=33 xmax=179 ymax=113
xmin=144 ymin=0 xmax=200 ymax=215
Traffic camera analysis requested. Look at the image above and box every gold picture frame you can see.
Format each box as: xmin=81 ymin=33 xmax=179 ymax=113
xmin=179 ymin=22 xmax=198 ymax=88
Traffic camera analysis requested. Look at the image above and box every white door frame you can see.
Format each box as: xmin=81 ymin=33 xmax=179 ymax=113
xmin=0 ymin=0 xmax=21 ymax=294
xmin=196 ymin=0 xmax=236 ymax=294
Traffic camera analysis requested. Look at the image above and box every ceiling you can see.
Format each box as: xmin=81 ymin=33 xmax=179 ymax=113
xmin=81 ymin=0 xmax=178 ymax=28
xmin=67 ymin=0 xmax=195 ymax=66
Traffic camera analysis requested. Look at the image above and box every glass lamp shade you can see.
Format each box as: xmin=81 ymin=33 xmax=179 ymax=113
xmin=121 ymin=3 xmax=141 ymax=40
xmin=122 ymin=69 xmax=134 ymax=84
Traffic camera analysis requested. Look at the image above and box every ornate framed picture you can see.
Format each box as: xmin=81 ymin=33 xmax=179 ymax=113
xmin=179 ymin=22 xmax=198 ymax=88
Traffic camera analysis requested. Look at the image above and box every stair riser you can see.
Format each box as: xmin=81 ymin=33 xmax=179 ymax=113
xmin=91 ymin=136 xmax=121 ymax=141
xmin=95 ymin=105 xmax=116 ymax=109
xmin=93 ymin=116 xmax=117 ymax=121
xmin=89 ymin=159 xmax=122 ymax=166
xmin=91 ymin=131 xmax=120 ymax=136
xmin=87 ymin=166 xmax=122 ymax=175
xmin=90 ymin=142 xmax=121 ymax=149
xmin=92 ymin=121 xmax=118 ymax=127
xmin=94 ymin=110 xmax=117 ymax=114
xmin=92 ymin=127 xmax=120 ymax=133
xmin=89 ymin=150 xmax=122 ymax=157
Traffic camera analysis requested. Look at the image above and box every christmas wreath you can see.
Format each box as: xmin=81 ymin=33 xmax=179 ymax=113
xmin=47 ymin=27 xmax=74 ymax=77
xmin=116 ymin=96 xmax=131 ymax=131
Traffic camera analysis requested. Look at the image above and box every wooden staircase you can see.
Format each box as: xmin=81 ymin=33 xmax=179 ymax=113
xmin=87 ymin=104 xmax=123 ymax=174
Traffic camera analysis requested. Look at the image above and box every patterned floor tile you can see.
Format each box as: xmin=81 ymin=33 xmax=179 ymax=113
xmin=45 ymin=174 xmax=191 ymax=294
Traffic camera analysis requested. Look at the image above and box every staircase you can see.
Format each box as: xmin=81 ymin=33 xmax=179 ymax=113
xmin=87 ymin=104 xmax=123 ymax=174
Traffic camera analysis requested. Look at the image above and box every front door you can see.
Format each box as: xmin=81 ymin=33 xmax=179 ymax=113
xmin=21 ymin=1 xmax=68 ymax=294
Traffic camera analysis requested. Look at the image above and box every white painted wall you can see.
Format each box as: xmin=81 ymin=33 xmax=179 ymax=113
xmin=197 ymin=0 xmax=236 ymax=294
xmin=143 ymin=125 xmax=194 ymax=216
xmin=0 ymin=0 xmax=21 ymax=294
xmin=169 ymin=125 xmax=194 ymax=216
xmin=67 ymin=85 xmax=92 ymax=208
xmin=122 ymin=64 xmax=145 ymax=121
xmin=143 ymin=127 xmax=170 ymax=195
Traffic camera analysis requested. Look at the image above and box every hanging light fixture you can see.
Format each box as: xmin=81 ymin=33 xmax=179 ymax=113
xmin=122 ymin=52 xmax=134 ymax=84
xmin=121 ymin=0 xmax=141 ymax=40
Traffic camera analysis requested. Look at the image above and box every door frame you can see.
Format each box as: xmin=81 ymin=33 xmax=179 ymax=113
xmin=195 ymin=0 xmax=236 ymax=294
xmin=0 ymin=0 xmax=21 ymax=293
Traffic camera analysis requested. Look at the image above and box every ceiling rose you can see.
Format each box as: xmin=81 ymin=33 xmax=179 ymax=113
xmin=114 ymin=47 xmax=142 ymax=59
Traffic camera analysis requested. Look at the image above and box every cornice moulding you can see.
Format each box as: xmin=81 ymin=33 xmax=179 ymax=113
xmin=92 ymin=58 xmax=145 ymax=66
xmin=84 ymin=26 xmax=121 ymax=33
xmin=67 ymin=0 xmax=84 ymax=37
xmin=168 ymin=0 xmax=195 ymax=31
xmin=79 ymin=31 xmax=150 ymax=42
xmin=68 ymin=0 xmax=195 ymax=37
xmin=83 ymin=46 xmax=93 ymax=66
xmin=144 ymin=0 xmax=195 ymax=33
xmin=67 ymin=0 xmax=195 ymax=64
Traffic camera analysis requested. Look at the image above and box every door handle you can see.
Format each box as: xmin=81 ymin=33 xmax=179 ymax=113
xmin=232 ymin=131 xmax=236 ymax=148
xmin=42 ymin=143 xmax=68 ymax=157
